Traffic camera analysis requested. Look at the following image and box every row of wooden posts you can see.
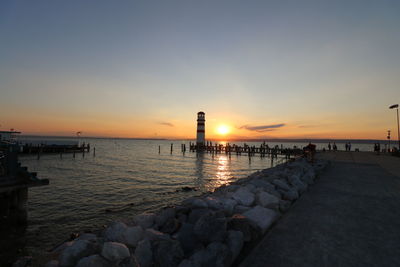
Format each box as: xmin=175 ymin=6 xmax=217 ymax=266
xmin=32 ymin=145 xmax=95 ymax=160
xmin=159 ymin=142 xmax=303 ymax=161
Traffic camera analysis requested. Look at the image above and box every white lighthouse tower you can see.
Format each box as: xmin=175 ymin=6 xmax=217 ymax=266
xmin=196 ymin=111 xmax=205 ymax=148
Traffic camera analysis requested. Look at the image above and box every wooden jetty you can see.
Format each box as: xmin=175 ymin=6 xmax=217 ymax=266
xmin=0 ymin=143 xmax=49 ymax=226
xmin=21 ymin=143 xmax=91 ymax=155
xmin=188 ymin=141 xmax=303 ymax=160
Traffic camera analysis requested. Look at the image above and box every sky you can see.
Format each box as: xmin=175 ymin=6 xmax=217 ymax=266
xmin=0 ymin=0 xmax=399 ymax=140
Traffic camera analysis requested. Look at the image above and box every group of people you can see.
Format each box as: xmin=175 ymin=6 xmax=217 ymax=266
xmin=345 ymin=142 xmax=352 ymax=151
xmin=327 ymin=142 xmax=337 ymax=151
xmin=374 ymin=143 xmax=381 ymax=154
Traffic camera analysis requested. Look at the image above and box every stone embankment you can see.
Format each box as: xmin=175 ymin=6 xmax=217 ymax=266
xmin=29 ymin=158 xmax=327 ymax=267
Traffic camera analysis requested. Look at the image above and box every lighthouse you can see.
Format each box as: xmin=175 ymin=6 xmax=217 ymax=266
xmin=196 ymin=111 xmax=205 ymax=148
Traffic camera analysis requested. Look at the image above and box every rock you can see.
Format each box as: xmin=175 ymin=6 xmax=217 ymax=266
xmin=155 ymin=208 xmax=176 ymax=227
xmin=255 ymin=191 xmax=280 ymax=210
xmin=194 ymin=212 xmax=227 ymax=243
xmin=249 ymin=179 xmax=275 ymax=192
xmin=45 ymin=260 xmax=59 ymax=267
xmin=263 ymin=187 xmax=282 ymax=199
xmin=288 ymin=174 xmax=307 ymax=193
xmin=135 ymin=239 xmax=153 ymax=267
xmin=191 ymin=198 xmax=209 ymax=209
xmin=144 ymin=228 xmax=171 ymax=241
xmin=189 ymin=243 xmax=230 ymax=267
xmin=271 ymin=179 xmax=291 ymax=191
xmin=124 ymin=226 xmax=144 ymax=247
xmin=233 ymin=205 xmax=251 ymax=214
xmin=119 ymin=256 xmax=138 ymax=267
xmin=133 ymin=213 xmax=156 ymax=229
xmin=190 ymin=249 xmax=218 ymax=267
xmin=231 ymin=187 xmax=255 ymax=206
xmin=215 ymin=184 xmax=241 ymax=193
xmin=178 ymin=259 xmax=200 ymax=267
xmin=76 ymin=255 xmax=109 ymax=267
xmin=242 ymin=206 xmax=278 ymax=234
xmin=226 ymin=230 xmax=243 ymax=263
xmin=59 ymin=240 xmax=98 ymax=267
xmin=244 ymin=184 xmax=256 ymax=193
xmin=227 ymin=214 xmax=254 ymax=242
xmin=153 ymin=239 xmax=184 ymax=267
xmin=175 ymin=223 xmax=201 ymax=255
xmin=204 ymin=196 xmax=224 ymax=210
xmin=52 ymin=241 xmax=74 ymax=253
xmin=279 ymin=200 xmax=291 ymax=212
xmin=104 ymin=221 xmax=144 ymax=247
xmin=159 ymin=217 xmax=180 ymax=234
xmin=188 ymin=208 xmax=211 ymax=224
xmin=206 ymin=242 xmax=231 ymax=266
xmin=204 ymin=196 xmax=236 ymax=215
xmin=101 ymin=242 xmax=130 ymax=262
xmin=13 ymin=256 xmax=32 ymax=267
xmin=104 ymin=221 xmax=128 ymax=243
xmin=77 ymin=233 xmax=98 ymax=242
xmin=282 ymin=190 xmax=299 ymax=201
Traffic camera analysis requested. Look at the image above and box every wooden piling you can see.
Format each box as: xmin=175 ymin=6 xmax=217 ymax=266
xmin=170 ymin=143 xmax=173 ymax=154
xmin=93 ymin=147 xmax=96 ymax=157
xmin=158 ymin=145 xmax=161 ymax=154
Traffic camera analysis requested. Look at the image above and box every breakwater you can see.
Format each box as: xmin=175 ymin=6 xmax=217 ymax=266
xmin=21 ymin=157 xmax=327 ymax=267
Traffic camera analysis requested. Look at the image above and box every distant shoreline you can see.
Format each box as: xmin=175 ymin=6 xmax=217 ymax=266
xmin=19 ymin=135 xmax=388 ymax=144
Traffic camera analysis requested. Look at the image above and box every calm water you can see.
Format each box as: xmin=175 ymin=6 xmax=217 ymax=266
xmin=8 ymin=138 xmax=375 ymax=260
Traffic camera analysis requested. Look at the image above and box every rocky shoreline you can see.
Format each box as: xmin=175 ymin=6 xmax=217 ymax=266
xmin=15 ymin=158 xmax=328 ymax=267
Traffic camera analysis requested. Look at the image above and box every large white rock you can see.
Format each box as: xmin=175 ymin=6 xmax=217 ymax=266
xmin=101 ymin=242 xmax=130 ymax=262
xmin=256 ymin=191 xmax=280 ymax=209
xmin=242 ymin=206 xmax=278 ymax=234
xmin=59 ymin=240 xmax=98 ymax=267
xmin=231 ymin=187 xmax=255 ymax=206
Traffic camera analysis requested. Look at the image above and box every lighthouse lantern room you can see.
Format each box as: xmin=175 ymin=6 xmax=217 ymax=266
xmin=196 ymin=111 xmax=205 ymax=148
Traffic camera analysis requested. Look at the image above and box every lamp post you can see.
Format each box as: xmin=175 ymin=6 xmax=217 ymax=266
xmin=389 ymin=104 xmax=399 ymax=149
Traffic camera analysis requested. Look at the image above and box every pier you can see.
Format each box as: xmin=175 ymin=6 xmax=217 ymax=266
xmin=189 ymin=142 xmax=303 ymax=160
xmin=241 ymin=151 xmax=400 ymax=267
xmin=0 ymin=143 xmax=49 ymax=226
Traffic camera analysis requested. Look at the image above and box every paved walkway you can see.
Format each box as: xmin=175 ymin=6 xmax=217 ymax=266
xmin=240 ymin=152 xmax=400 ymax=267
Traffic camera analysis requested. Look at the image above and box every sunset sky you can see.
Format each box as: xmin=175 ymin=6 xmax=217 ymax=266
xmin=1 ymin=1 xmax=399 ymax=140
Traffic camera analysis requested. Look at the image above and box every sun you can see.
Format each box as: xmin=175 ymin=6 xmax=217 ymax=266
xmin=217 ymin=125 xmax=230 ymax=135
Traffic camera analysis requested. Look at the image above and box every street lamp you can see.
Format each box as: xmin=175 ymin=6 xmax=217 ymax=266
xmin=389 ymin=104 xmax=399 ymax=149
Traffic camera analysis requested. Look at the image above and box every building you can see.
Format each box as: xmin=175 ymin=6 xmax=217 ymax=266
xmin=196 ymin=111 xmax=205 ymax=147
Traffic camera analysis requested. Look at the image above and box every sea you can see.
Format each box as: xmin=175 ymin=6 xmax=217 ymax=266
xmin=2 ymin=137 xmax=378 ymax=263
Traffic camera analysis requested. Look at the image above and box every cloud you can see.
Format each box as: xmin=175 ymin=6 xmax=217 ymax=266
xmin=239 ymin=123 xmax=285 ymax=132
xmin=298 ymin=125 xmax=317 ymax=128
xmin=159 ymin=122 xmax=174 ymax=127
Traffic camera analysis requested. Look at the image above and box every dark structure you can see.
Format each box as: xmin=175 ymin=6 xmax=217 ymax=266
xmin=0 ymin=143 xmax=49 ymax=226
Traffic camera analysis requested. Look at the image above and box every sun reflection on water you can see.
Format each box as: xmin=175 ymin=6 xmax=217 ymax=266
xmin=215 ymin=155 xmax=232 ymax=188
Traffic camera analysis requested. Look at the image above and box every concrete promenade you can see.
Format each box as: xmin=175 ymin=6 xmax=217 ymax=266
xmin=240 ymin=151 xmax=400 ymax=267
